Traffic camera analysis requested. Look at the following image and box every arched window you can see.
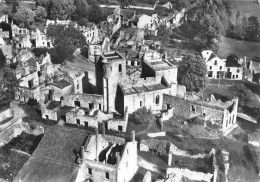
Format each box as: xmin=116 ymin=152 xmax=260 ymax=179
xmin=118 ymin=64 xmax=122 ymax=72
xmin=155 ymin=95 xmax=160 ymax=105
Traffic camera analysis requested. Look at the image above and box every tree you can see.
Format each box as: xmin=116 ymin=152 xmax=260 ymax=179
xmin=129 ymin=107 xmax=155 ymax=124
xmin=35 ymin=6 xmax=47 ymax=22
xmin=157 ymin=25 xmax=170 ymax=46
xmin=72 ymin=0 xmax=90 ymax=23
xmin=230 ymin=84 xmax=254 ymax=108
xmin=0 ymin=49 xmax=6 ymax=68
xmin=13 ymin=7 xmax=35 ymax=27
xmin=49 ymin=0 xmax=75 ymax=20
xmin=0 ymin=67 xmax=18 ymax=110
xmin=88 ymin=0 xmax=103 ymax=23
xmin=178 ymin=53 xmax=207 ymax=91
xmin=245 ymin=16 xmax=259 ymax=41
xmin=187 ymin=0 xmax=230 ymax=50
xmin=46 ymin=24 xmax=86 ymax=63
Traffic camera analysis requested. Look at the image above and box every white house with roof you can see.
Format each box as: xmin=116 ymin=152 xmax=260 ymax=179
xmin=202 ymin=50 xmax=243 ymax=80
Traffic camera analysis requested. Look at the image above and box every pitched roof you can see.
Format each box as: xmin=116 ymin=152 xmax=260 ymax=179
xmin=33 ymin=126 xmax=89 ymax=165
xmin=226 ymin=54 xmax=242 ymax=67
xmin=121 ymin=9 xmax=136 ymax=19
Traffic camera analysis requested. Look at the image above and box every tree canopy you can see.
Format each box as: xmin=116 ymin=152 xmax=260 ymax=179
xmin=0 ymin=60 xmax=18 ymax=110
xmin=178 ymin=53 xmax=207 ymax=91
xmin=49 ymin=0 xmax=75 ymax=20
xmin=35 ymin=6 xmax=47 ymax=22
xmin=0 ymin=49 xmax=6 ymax=68
xmin=46 ymin=24 xmax=86 ymax=63
xmin=72 ymin=0 xmax=90 ymax=23
xmin=13 ymin=7 xmax=35 ymax=27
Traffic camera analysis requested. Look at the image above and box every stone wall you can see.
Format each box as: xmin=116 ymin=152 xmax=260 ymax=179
xmin=124 ymin=88 xmax=171 ymax=114
xmin=66 ymin=110 xmax=98 ymax=128
xmin=163 ymin=94 xmax=224 ymax=123
xmin=15 ymin=86 xmax=42 ymax=103
xmin=0 ymin=108 xmax=13 ymax=121
xmin=61 ymin=94 xmax=103 ymax=111
xmin=164 ymin=168 xmax=213 ymax=182
xmin=107 ymin=107 xmax=128 ymax=132
xmin=117 ymin=140 xmax=138 ymax=182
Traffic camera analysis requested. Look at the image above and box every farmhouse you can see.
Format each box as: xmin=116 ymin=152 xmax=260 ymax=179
xmin=202 ymin=50 xmax=243 ymax=80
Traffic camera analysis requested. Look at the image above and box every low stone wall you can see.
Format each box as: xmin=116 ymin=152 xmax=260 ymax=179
xmin=147 ymin=132 xmax=166 ymax=138
xmin=169 ymin=143 xmax=209 ymax=159
xmin=0 ymin=119 xmax=44 ymax=147
xmin=0 ymin=108 xmax=13 ymax=123
xmin=164 ymin=168 xmax=213 ymax=182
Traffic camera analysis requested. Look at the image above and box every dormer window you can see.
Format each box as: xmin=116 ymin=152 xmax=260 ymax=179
xmin=214 ymin=60 xmax=217 ymax=65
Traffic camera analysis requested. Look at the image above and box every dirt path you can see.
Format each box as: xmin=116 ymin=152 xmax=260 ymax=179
xmin=136 ymin=121 xmax=153 ymax=136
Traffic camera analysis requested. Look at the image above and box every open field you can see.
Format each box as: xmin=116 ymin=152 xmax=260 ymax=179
xmin=231 ymin=0 xmax=260 ymax=24
xmin=218 ymin=37 xmax=260 ymax=60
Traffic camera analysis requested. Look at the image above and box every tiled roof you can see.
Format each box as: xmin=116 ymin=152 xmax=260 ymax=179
xmin=121 ymin=9 xmax=136 ymax=19
xmin=226 ymin=54 xmax=242 ymax=67
xmin=33 ymin=126 xmax=89 ymax=165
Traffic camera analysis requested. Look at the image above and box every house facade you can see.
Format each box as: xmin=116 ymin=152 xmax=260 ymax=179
xmin=202 ymin=50 xmax=243 ymax=80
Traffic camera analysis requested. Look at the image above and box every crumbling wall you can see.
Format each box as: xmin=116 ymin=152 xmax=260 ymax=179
xmin=0 ymin=108 xmax=13 ymax=121
xmin=107 ymin=107 xmax=128 ymax=132
xmin=66 ymin=111 xmax=98 ymax=128
xmin=61 ymin=94 xmax=103 ymax=110
xmin=163 ymin=94 xmax=224 ymax=122
xmin=15 ymin=86 xmax=42 ymax=103
xmin=164 ymin=168 xmax=213 ymax=182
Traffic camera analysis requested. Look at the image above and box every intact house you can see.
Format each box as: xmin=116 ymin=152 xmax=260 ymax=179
xmin=94 ymin=50 xmax=186 ymax=114
xmin=163 ymin=93 xmax=238 ymax=134
xmin=76 ymin=130 xmax=138 ymax=182
xmin=202 ymin=50 xmax=243 ymax=80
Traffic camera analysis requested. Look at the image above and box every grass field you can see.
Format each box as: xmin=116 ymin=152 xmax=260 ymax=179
xmin=231 ymin=0 xmax=260 ymax=24
xmin=218 ymin=37 xmax=260 ymax=60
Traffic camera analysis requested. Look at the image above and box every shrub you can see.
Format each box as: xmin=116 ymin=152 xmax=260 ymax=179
xmin=188 ymin=117 xmax=204 ymax=125
xmin=129 ymin=107 xmax=154 ymax=124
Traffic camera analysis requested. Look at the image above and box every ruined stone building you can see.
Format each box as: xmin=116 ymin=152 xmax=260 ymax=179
xmin=11 ymin=24 xmax=32 ymax=49
xmin=94 ymin=50 xmax=186 ymax=114
xmin=163 ymin=93 xmax=238 ymax=133
xmin=14 ymin=50 xmax=84 ymax=105
xmin=14 ymin=51 xmax=54 ymax=103
xmin=31 ymin=28 xmax=53 ymax=48
xmin=76 ymin=130 xmax=138 ymax=182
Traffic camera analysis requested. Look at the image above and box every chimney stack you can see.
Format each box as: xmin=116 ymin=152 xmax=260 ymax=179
xmin=131 ymin=131 xmax=135 ymax=142
xmin=116 ymin=152 xmax=120 ymax=165
xmin=81 ymin=146 xmax=85 ymax=160
xmin=102 ymin=122 xmax=106 ymax=137
xmin=168 ymin=153 xmax=172 ymax=166
xmin=95 ymin=128 xmax=99 ymax=161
